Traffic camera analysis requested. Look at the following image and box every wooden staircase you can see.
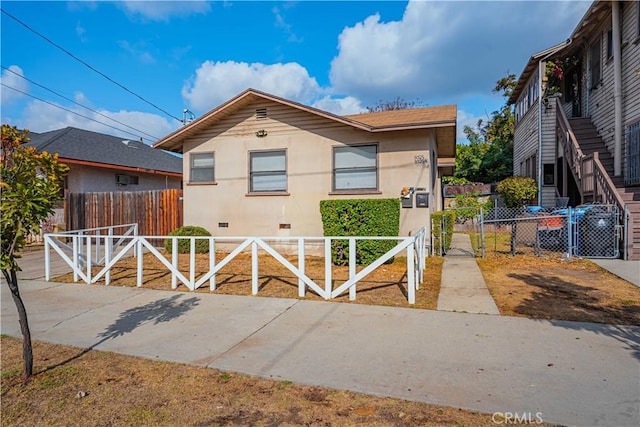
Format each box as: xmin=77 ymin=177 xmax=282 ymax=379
xmin=568 ymin=117 xmax=640 ymax=260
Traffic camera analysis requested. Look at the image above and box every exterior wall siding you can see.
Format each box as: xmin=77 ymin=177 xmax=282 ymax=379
xmin=513 ymin=97 xmax=540 ymax=176
xmin=66 ymin=164 xmax=181 ymax=193
xmin=182 ymin=102 xmax=437 ymax=240
xmin=622 ymin=2 xmax=640 ymax=180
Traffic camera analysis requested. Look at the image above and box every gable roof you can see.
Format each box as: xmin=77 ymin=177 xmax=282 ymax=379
xmin=153 ymin=88 xmax=457 ymax=156
xmin=26 ymin=127 xmax=182 ymax=176
xmin=509 ymin=0 xmax=609 ymax=105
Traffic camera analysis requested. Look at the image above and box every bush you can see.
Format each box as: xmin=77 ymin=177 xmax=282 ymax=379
xmin=451 ymin=192 xmax=492 ymax=224
xmin=319 ymin=199 xmax=400 ymax=266
xmin=496 ymin=176 xmax=538 ymax=208
xmin=431 ymin=210 xmax=456 ymax=255
xmin=164 ymin=225 xmax=211 ymax=254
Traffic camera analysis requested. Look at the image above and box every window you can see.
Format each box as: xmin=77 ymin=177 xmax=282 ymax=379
xmin=607 ymin=28 xmax=613 ymax=60
xmin=626 ymin=121 xmax=640 ymax=185
xmin=115 ymin=174 xmax=139 ymax=185
xmin=190 ymin=152 xmax=215 ymax=183
xmin=590 ymin=37 xmax=601 ymax=88
xmin=249 ymin=150 xmax=287 ymax=192
xmin=333 ymin=144 xmax=378 ymax=191
xmin=543 ymin=163 xmax=555 ymax=186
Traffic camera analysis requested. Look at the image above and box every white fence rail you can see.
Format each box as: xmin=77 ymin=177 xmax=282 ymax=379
xmin=44 ymin=226 xmax=427 ymax=304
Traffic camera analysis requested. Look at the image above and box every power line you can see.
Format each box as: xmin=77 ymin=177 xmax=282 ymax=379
xmin=1 ymin=65 xmax=160 ymax=140
xmin=1 ymin=8 xmax=183 ymax=123
xmin=1 ymin=83 xmax=157 ymax=143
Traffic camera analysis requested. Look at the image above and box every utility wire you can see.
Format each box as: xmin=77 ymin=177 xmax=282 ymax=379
xmin=1 ymin=8 xmax=183 ymax=123
xmin=1 ymin=83 xmax=156 ymax=143
xmin=1 ymin=65 xmax=160 ymax=140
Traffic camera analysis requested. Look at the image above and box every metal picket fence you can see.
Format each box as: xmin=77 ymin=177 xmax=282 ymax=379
xmin=481 ymin=204 xmax=621 ymax=259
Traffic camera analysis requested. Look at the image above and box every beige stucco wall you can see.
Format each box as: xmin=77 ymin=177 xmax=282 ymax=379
xmin=182 ymin=102 xmax=439 ymax=243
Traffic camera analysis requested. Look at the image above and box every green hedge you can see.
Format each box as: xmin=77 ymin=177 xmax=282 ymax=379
xmin=431 ymin=210 xmax=456 ymax=255
xmin=319 ymin=198 xmax=400 ymax=266
xmin=163 ymin=225 xmax=211 ymax=254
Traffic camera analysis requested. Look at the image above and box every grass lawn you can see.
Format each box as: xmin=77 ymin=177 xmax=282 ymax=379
xmin=1 ymin=336 xmax=496 ymax=427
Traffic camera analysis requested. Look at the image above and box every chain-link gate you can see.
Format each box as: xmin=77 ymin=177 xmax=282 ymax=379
xmin=480 ymin=204 xmax=621 ymax=258
xmin=431 ymin=207 xmax=484 ymax=257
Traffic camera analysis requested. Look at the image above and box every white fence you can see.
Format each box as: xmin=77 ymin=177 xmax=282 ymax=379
xmin=44 ymin=225 xmax=427 ymax=304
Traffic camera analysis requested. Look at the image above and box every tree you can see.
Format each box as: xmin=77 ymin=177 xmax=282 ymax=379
xmin=366 ymin=96 xmax=424 ymax=113
xmin=453 ymin=74 xmax=516 ymax=183
xmin=1 ymin=124 xmax=68 ymax=382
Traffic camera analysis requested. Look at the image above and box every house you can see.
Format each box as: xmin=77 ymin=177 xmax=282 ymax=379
xmin=27 ymin=126 xmax=183 ymax=194
xmin=510 ymin=0 xmax=640 ymax=260
xmin=153 ymin=89 xmax=456 ymax=244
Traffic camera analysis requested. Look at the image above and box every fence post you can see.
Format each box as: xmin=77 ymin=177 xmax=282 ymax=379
xmin=171 ymin=238 xmax=178 ymax=290
xmin=72 ymin=235 xmax=79 ymax=282
xmin=567 ymin=207 xmax=573 ymax=258
xmin=407 ymin=241 xmax=416 ymax=304
xmin=105 ymin=233 xmax=112 ymax=285
xmin=298 ymin=238 xmax=305 ymax=297
xmin=136 ymin=237 xmax=143 ymax=287
xmin=86 ymin=235 xmax=92 ymax=284
xmin=324 ymin=238 xmax=332 ymax=299
xmin=44 ymin=236 xmax=51 ymax=281
xmin=189 ymin=237 xmax=196 ymax=289
xmin=480 ymin=207 xmax=486 ymax=258
xmin=252 ymin=240 xmax=259 ymax=295
xmin=349 ymin=238 xmax=356 ymax=300
xmin=209 ymin=238 xmax=216 ymax=291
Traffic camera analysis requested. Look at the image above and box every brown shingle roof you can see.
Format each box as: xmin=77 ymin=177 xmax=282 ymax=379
xmin=346 ymin=105 xmax=457 ymax=129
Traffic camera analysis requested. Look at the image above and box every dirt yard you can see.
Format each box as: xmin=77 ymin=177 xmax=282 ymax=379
xmin=54 ymin=251 xmax=444 ymax=310
xmin=478 ymin=254 xmax=640 ymax=325
xmin=1 ymin=336 xmax=496 ymax=426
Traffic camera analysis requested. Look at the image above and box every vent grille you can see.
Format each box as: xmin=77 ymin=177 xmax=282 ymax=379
xmin=256 ymin=108 xmax=267 ymax=119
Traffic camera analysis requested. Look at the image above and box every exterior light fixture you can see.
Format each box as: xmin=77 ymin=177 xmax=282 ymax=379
xmin=255 ymin=129 xmax=268 ymax=138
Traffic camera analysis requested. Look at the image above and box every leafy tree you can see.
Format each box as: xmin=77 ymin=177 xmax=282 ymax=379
xmin=452 ymin=74 xmax=516 ymax=183
xmin=366 ymin=96 xmax=424 ymax=113
xmin=1 ymin=124 xmax=68 ymax=382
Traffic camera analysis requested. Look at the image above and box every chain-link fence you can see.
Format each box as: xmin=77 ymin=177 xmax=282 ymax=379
xmin=481 ymin=204 xmax=621 ymax=258
xmin=431 ymin=207 xmax=483 ymax=257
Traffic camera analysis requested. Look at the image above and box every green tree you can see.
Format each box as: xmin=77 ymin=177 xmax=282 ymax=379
xmin=1 ymin=124 xmax=68 ymax=382
xmin=452 ymin=74 xmax=516 ymax=183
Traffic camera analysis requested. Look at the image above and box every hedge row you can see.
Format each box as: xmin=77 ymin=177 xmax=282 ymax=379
xmin=319 ymin=198 xmax=400 ymax=266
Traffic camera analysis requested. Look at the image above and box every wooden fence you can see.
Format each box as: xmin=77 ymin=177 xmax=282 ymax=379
xmin=65 ymin=189 xmax=183 ymax=237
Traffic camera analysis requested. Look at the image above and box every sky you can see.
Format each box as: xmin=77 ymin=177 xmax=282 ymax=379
xmin=1 ymin=0 xmax=593 ymax=145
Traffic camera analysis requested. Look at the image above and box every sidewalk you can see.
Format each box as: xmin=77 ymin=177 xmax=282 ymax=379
xmin=2 ymin=279 xmax=639 ymax=427
xmin=438 ymin=233 xmax=500 ymax=315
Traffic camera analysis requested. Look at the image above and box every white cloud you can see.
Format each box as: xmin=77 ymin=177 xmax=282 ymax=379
xmin=18 ymin=99 xmax=177 ymax=144
xmin=182 ymin=60 xmax=321 ymax=112
xmin=312 ymin=96 xmax=364 ymax=116
xmin=273 ymin=6 xmax=302 ymax=43
xmin=118 ymin=40 xmax=157 ymax=64
xmin=329 ymin=0 xmax=591 ymax=105
xmin=1 ymin=65 xmax=28 ymax=104
xmin=119 ymin=0 xmax=211 ymax=22
xmin=456 ymin=109 xmax=485 ymax=142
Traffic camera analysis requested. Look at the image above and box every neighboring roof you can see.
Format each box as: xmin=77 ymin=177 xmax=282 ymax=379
xmin=153 ymin=88 xmax=457 ymax=155
xmin=509 ymin=0 xmax=609 ymax=105
xmin=344 ymin=105 xmax=457 ymax=129
xmin=26 ymin=127 xmax=182 ymax=176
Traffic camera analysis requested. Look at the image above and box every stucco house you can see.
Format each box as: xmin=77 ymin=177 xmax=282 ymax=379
xmin=27 ymin=126 xmax=183 ymax=194
xmin=510 ymin=0 xmax=640 ymax=260
xmin=153 ymin=89 xmax=456 ymax=243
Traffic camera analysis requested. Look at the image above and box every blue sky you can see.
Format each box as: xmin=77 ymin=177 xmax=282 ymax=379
xmin=1 ymin=0 xmax=592 ymax=145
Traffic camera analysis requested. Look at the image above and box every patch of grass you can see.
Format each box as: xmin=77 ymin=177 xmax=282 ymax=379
xmin=1 ymin=336 xmax=496 ymax=426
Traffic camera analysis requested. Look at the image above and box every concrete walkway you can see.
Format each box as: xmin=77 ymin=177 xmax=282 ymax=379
xmin=592 ymin=258 xmax=640 ymax=287
xmin=438 ymin=233 xmax=500 ymax=315
xmin=2 ymin=279 xmax=639 ymax=427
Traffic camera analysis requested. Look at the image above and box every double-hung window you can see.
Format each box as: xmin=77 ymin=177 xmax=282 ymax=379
xmin=333 ymin=144 xmax=378 ymax=191
xmin=249 ymin=149 xmax=287 ymax=192
xmin=190 ymin=152 xmax=215 ymax=183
